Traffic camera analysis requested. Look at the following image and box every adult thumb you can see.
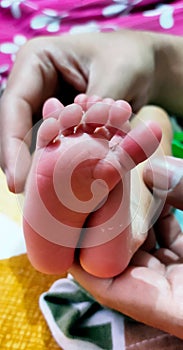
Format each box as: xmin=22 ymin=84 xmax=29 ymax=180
xmin=144 ymin=156 xmax=183 ymax=210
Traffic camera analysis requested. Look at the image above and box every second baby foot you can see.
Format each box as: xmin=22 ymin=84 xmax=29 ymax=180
xmin=76 ymin=95 xmax=163 ymax=277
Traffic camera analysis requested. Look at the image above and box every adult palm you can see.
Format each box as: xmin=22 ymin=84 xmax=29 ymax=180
xmin=70 ymin=206 xmax=183 ymax=339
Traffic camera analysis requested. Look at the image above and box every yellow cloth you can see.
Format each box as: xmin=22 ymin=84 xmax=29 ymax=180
xmin=0 ymin=169 xmax=65 ymax=349
xmin=0 ymin=169 xmax=23 ymax=224
xmin=0 ymin=254 xmax=65 ymax=350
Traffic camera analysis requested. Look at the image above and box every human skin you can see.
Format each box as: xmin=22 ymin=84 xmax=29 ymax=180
xmin=70 ymin=158 xmax=183 ymax=338
xmin=1 ymin=26 xmax=182 ymax=334
xmin=144 ymin=156 xmax=183 ymax=210
xmin=69 ymin=108 xmax=183 ymax=339
xmin=0 ymin=29 xmax=183 ymax=192
xmin=23 ymin=96 xmax=137 ymax=276
xmin=23 ymin=96 xmax=172 ymax=278
xmin=79 ymin=103 xmax=173 ymax=277
xmin=70 ymin=226 xmax=183 ymax=339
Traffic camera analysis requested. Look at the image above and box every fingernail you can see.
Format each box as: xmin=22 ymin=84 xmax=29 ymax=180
xmin=145 ymin=156 xmax=183 ymax=191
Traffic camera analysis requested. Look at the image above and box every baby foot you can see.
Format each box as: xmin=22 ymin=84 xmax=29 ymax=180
xmin=23 ymin=95 xmax=162 ymax=275
xmin=75 ymin=95 xmax=163 ymax=277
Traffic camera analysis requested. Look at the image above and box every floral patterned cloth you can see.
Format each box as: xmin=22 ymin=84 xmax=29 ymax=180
xmin=1 ymin=0 xmax=183 ymax=91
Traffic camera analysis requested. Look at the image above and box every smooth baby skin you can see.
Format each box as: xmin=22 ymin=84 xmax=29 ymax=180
xmin=23 ymin=96 xmax=162 ymax=276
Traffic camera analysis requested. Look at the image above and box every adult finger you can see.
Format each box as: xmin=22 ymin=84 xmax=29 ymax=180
xmin=87 ymin=64 xmax=151 ymax=114
xmin=144 ymin=156 xmax=183 ymax=210
xmin=0 ymin=35 xmax=90 ymax=193
xmin=0 ymin=39 xmax=59 ymax=192
xmin=155 ymin=206 xmax=183 ymax=257
xmin=0 ymin=93 xmax=33 ymax=193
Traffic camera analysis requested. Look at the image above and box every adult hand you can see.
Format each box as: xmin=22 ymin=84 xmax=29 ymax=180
xmin=0 ymin=30 xmax=157 ymax=193
xmin=70 ymin=158 xmax=183 ymax=339
xmin=70 ymin=222 xmax=183 ymax=339
xmin=1 ymin=29 xmax=183 ymax=193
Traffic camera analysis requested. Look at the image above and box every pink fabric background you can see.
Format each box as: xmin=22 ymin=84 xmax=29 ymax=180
xmin=1 ymin=0 xmax=183 ymax=90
